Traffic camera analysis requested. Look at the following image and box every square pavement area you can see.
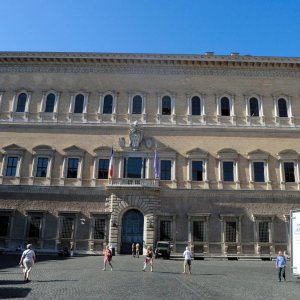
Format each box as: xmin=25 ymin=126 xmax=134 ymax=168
xmin=0 ymin=254 xmax=299 ymax=300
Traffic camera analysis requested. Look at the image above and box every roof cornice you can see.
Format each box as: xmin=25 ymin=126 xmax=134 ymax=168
xmin=0 ymin=51 xmax=300 ymax=69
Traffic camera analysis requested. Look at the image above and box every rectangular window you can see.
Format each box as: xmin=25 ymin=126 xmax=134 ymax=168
xmin=160 ymin=220 xmax=171 ymax=241
xmin=225 ymin=221 xmax=237 ymax=242
xmin=28 ymin=216 xmax=41 ymax=238
xmin=123 ymin=157 xmax=146 ymax=179
xmin=160 ymin=160 xmax=171 ymax=180
xmin=94 ymin=218 xmax=105 ymax=239
xmin=258 ymin=222 xmax=269 ymax=243
xmin=67 ymin=158 xmax=79 ymax=178
xmin=60 ymin=217 xmax=74 ymax=239
xmin=253 ymin=162 xmax=265 ymax=182
xmin=192 ymin=161 xmax=203 ymax=181
xmin=36 ymin=157 xmax=48 ymax=178
xmin=284 ymin=162 xmax=295 ymax=182
xmin=6 ymin=157 xmax=18 ymax=176
xmin=98 ymin=159 xmax=109 ymax=179
xmin=0 ymin=215 xmax=9 ymax=236
xmin=223 ymin=161 xmax=234 ymax=182
xmin=193 ymin=221 xmax=204 ymax=242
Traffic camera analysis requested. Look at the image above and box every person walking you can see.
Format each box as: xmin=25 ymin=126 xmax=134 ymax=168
xmin=19 ymin=244 xmax=36 ymax=283
xmin=132 ymin=242 xmax=136 ymax=258
xmin=276 ymin=250 xmax=287 ymax=282
xmin=142 ymin=246 xmax=153 ymax=272
xmin=182 ymin=246 xmax=192 ymax=274
xmin=136 ymin=242 xmax=140 ymax=258
xmin=102 ymin=245 xmax=113 ymax=271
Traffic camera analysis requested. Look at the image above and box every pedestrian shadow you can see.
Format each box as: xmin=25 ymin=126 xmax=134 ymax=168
xmin=35 ymin=279 xmax=78 ymax=283
xmin=0 ymin=280 xmax=26 ymax=285
xmin=0 ymin=287 xmax=31 ymax=299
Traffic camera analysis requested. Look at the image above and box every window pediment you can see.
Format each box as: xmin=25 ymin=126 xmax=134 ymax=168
xmin=63 ymin=145 xmax=85 ymax=156
xmin=93 ymin=146 xmax=111 ymax=156
xmin=277 ymin=149 xmax=299 ymax=160
xmin=217 ymin=148 xmax=238 ymax=159
xmin=186 ymin=148 xmax=208 ymax=159
xmin=3 ymin=144 xmax=25 ymax=154
xmin=32 ymin=145 xmax=55 ymax=155
xmin=247 ymin=149 xmax=269 ymax=160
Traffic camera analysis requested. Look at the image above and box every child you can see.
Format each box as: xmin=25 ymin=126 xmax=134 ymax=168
xmin=142 ymin=246 xmax=153 ymax=272
xmin=276 ymin=250 xmax=287 ymax=282
xmin=102 ymin=245 xmax=113 ymax=271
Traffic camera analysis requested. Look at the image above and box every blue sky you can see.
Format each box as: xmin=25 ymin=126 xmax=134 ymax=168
xmin=1 ymin=0 xmax=299 ymax=57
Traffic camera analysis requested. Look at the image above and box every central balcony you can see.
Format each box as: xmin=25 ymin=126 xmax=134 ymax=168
xmin=107 ymin=178 xmax=159 ymax=188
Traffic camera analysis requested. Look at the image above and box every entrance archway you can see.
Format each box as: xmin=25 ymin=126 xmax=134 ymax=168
xmin=121 ymin=209 xmax=144 ymax=254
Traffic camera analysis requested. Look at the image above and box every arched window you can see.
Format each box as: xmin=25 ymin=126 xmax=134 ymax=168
xmin=249 ymin=97 xmax=259 ymax=116
xmin=191 ymin=96 xmax=201 ymax=115
xmin=162 ymin=96 xmax=171 ymax=115
xmin=16 ymin=93 xmax=27 ymax=112
xmin=74 ymin=94 xmax=84 ymax=113
xmin=103 ymin=94 xmax=113 ymax=114
xmin=278 ymin=98 xmax=288 ymax=117
xmin=220 ymin=97 xmax=230 ymax=116
xmin=132 ymin=95 xmax=142 ymax=114
xmin=45 ymin=93 xmax=55 ymax=113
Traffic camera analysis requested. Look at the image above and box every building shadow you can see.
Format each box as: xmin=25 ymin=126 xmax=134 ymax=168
xmin=0 ymin=287 xmax=31 ymax=299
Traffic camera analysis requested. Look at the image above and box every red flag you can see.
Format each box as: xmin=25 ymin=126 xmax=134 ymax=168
xmin=108 ymin=148 xmax=114 ymax=179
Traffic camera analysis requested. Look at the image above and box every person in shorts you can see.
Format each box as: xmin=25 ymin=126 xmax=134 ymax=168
xmin=142 ymin=246 xmax=153 ymax=272
xmin=19 ymin=244 xmax=36 ymax=283
xmin=102 ymin=245 xmax=113 ymax=271
xmin=182 ymin=246 xmax=192 ymax=274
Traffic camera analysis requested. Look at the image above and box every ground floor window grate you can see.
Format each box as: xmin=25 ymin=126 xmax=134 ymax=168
xmin=61 ymin=217 xmax=74 ymax=239
xmin=160 ymin=220 xmax=171 ymax=241
xmin=225 ymin=221 xmax=237 ymax=242
xmin=94 ymin=219 xmax=105 ymax=239
xmin=193 ymin=221 xmax=204 ymax=241
xmin=259 ymin=222 xmax=269 ymax=243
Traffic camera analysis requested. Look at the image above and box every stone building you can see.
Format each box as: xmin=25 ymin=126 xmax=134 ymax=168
xmin=0 ymin=51 xmax=299 ymax=257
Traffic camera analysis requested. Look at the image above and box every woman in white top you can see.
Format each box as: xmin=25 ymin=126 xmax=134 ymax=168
xmin=19 ymin=244 xmax=36 ymax=282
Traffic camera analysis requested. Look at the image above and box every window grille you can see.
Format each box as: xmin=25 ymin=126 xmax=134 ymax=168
xmin=0 ymin=216 xmax=9 ymax=237
xmin=94 ymin=219 xmax=105 ymax=239
xmin=259 ymin=222 xmax=269 ymax=242
xmin=61 ymin=217 xmax=74 ymax=239
xmin=28 ymin=216 xmax=41 ymax=238
xmin=193 ymin=221 xmax=204 ymax=241
xmin=225 ymin=221 xmax=237 ymax=242
xmin=160 ymin=220 xmax=171 ymax=241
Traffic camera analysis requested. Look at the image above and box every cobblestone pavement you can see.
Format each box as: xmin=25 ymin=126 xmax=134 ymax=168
xmin=0 ymin=254 xmax=299 ymax=300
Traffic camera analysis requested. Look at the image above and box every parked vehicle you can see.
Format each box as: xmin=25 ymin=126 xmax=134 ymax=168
xmin=154 ymin=241 xmax=171 ymax=259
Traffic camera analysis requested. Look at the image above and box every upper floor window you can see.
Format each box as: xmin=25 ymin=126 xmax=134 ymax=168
xmin=103 ymin=94 xmax=113 ymax=114
xmin=98 ymin=159 xmax=109 ymax=179
xmin=284 ymin=162 xmax=295 ymax=182
xmin=162 ymin=96 xmax=171 ymax=115
xmin=253 ymin=162 xmax=265 ymax=182
xmin=6 ymin=157 xmax=18 ymax=176
xmin=220 ymin=97 xmax=230 ymax=116
xmin=67 ymin=158 xmax=79 ymax=178
xmin=123 ymin=157 xmax=146 ymax=179
xmin=223 ymin=161 xmax=234 ymax=181
xmin=192 ymin=161 xmax=203 ymax=181
xmin=191 ymin=96 xmax=201 ymax=115
xmin=45 ymin=93 xmax=56 ymax=113
xmin=278 ymin=98 xmax=288 ymax=117
xmin=36 ymin=157 xmax=49 ymax=178
xmin=249 ymin=97 xmax=259 ymax=116
xmin=132 ymin=95 xmax=142 ymax=114
xmin=74 ymin=94 xmax=84 ymax=113
xmin=16 ymin=93 xmax=27 ymax=112
xmin=160 ymin=160 xmax=171 ymax=180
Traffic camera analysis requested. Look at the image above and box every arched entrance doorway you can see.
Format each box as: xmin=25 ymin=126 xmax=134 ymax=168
xmin=121 ymin=209 xmax=144 ymax=254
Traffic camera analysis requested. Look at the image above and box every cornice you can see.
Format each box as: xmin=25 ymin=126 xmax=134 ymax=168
xmin=0 ymin=52 xmax=300 ymax=77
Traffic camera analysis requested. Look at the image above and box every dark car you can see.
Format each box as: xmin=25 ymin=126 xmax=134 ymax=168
xmin=155 ymin=241 xmax=171 ymax=259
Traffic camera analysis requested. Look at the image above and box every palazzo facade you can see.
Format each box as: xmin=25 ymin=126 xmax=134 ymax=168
xmin=0 ymin=51 xmax=300 ymax=257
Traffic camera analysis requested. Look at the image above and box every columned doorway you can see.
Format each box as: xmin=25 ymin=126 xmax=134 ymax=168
xmin=121 ymin=209 xmax=144 ymax=254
